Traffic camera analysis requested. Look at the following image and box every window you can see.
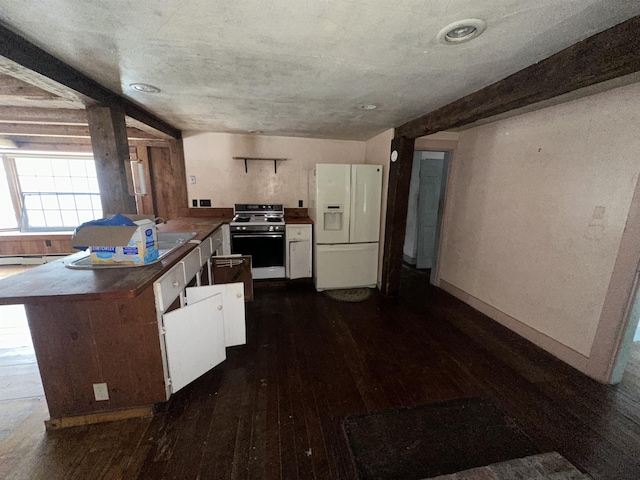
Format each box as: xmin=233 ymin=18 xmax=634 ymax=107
xmin=1 ymin=154 xmax=103 ymax=232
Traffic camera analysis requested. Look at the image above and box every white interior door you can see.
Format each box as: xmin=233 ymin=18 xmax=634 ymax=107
xmin=187 ymin=283 xmax=246 ymax=347
xmin=350 ymin=164 xmax=383 ymax=243
xmin=416 ymin=159 xmax=444 ymax=269
xmin=163 ymin=293 xmax=226 ymax=393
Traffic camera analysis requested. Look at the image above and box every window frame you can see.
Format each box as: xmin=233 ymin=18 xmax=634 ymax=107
xmin=1 ymin=153 xmax=102 ymax=232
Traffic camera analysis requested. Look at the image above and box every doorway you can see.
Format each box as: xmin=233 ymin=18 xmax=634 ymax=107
xmin=0 ymin=265 xmax=45 ymax=440
xmin=402 ymin=150 xmax=450 ymax=285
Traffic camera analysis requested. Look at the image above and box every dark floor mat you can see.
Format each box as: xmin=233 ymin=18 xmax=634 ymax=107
xmin=343 ymin=397 xmax=539 ymax=480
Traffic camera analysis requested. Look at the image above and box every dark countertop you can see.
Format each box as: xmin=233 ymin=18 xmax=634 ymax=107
xmin=284 ymin=215 xmax=313 ymax=225
xmin=0 ymin=217 xmax=227 ymax=305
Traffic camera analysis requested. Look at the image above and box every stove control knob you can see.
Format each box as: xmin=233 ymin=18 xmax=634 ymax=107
xmin=269 ymin=226 xmax=274 ymax=231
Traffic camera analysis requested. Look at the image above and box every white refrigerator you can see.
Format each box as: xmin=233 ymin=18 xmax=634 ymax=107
xmin=308 ymin=164 xmax=383 ymax=291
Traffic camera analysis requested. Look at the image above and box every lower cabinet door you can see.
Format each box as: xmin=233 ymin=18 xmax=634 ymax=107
xmin=186 ymin=283 xmax=246 ymax=347
xmin=289 ymin=240 xmax=311 ymax=279
xmin=163 ymin=292 xmax=226 ymax=394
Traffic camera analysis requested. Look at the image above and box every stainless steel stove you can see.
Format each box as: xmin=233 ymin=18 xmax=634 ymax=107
xmin=230 ymin=204 xmax=285 ymax=279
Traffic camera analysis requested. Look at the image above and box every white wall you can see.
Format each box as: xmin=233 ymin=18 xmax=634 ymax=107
xmin=364 ymin=129 xmax=394 ymax=287
xmin=438 ymin=81 xmax=640 ymax=357
xmin=183 ymin=132 xmax=366 ymax=208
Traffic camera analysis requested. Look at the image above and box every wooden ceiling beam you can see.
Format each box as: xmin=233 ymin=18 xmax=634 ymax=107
xmin=0 ymin=107 xmax=87 ymax=124
xmin=0 ymin=25 xmax=181 ymax=139
xmin=395 ymin=15 xmax=640 ymax=139
xmin=0 ymin=123 xmax=163 ymax=140
xmin=0 ymin=74 xmax=58 ymax=99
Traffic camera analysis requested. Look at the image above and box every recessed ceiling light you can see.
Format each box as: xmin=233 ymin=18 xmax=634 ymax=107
xmin=437 ymin=19 xmax=486 ymax=45
xmin=357 ymin=104 xmax=377 ymax=110
xmin=130 ymin=83 xmax=161 ymax=93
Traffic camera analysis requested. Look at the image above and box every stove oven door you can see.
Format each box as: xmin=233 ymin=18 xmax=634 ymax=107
xmin=231 ymin=232 xmax=285 ymax=268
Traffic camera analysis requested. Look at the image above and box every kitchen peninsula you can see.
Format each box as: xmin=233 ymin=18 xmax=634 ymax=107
xmin=0 ymin=217 xmax=231 ymax=428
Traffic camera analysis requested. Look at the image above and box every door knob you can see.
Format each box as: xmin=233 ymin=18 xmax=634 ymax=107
xmin=217 ymin=305 xmax=223 ymax=311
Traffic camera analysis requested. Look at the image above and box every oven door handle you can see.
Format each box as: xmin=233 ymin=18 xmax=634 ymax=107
xmin=232 ymin=234 xmax=284 ymax=239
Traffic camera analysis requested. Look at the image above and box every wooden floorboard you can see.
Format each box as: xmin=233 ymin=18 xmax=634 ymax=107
xmin=2 ymin=267 xmax=640 ymax=479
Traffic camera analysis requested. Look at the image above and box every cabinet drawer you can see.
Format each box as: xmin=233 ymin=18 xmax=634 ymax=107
xmin=199 ymin=236 xmax=213 ymax=264
xmin=154 ymin=263 xmax=186 ymax=312
xmin=182 ymin=248 xmax=202 ymax=283
xmin=286 ymin=225 xmax=311 ymax=241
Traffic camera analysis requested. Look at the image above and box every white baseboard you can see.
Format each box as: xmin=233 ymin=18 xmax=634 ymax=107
xmin=0 ymin=255 xmax=68 ymax=266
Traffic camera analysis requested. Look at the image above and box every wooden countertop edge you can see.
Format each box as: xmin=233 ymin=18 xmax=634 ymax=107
xmin=284 ymin=216 xmax=313 ymax=225
xmin=0 ymin=218 xmax=228 ymax=305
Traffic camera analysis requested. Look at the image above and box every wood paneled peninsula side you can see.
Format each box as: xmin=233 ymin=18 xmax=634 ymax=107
xmin=0 ymin=217 xmax=229 ymax=428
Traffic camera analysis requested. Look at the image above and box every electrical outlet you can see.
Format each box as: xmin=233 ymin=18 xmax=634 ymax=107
xmin=199 ymin=199 xmax=211 ymax=207
xmin=192 ymin=199 xmax=198 ymax=207
xmin=298 ymin=200 xmax=303 ymax=207
xmin=93 ymin=383 xmax=109 ymax=401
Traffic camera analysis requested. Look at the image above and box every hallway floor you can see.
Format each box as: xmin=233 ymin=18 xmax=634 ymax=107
xmin=1 ymin=266 xmax=639 ymax=479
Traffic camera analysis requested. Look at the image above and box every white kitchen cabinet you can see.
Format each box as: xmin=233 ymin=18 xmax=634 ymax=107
xmin=153 ymin=226 xmax=246 ymax=397
xmin=286 ymin=224 xmax=312 ymax=279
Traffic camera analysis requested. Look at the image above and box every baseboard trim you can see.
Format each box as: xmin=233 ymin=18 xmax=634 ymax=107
xmin=438 ymin=279 xmax=591 ymax=377
xmin=0 ymin=255 xmax=67 ymax=266
xmin=45 ymin=406 xmax=154 ymax=430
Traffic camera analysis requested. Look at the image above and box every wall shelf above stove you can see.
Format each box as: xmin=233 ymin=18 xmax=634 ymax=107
xmin=233 ymin=157 xmax=287 ymax=174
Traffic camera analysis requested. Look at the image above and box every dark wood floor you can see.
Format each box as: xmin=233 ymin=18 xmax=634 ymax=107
xmin=2 ymin=266 xmax=640 ymax=479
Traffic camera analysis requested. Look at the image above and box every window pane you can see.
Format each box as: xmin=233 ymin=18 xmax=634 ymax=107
xmin=58 ymin=195 xmax=76 ymax=210
xmin=20 ymin=176 xmax=39 ymax=192
xmin=91 ymin=195 xmax=102 ymax=210
xmin=38 ymin=177 xmax=57 ymax=193
xmin=87 ymin=177 xmax=100 ymax=193
xmin=68 ymin=160 xmax=86 ymax=177
xmin=15 ymin=158 xmax=41 ymax=176
xmin=41 ymin=195 xmax=60 ymax=209
xmin=71 ymin=177 xmax=89 ymax=191
xmin=75 ymin=195 xmax=92 ymax=209
xmin=23 ymin=194 xmax=42 ymax=210
xmin=61 ymin=210 xmax=80 ymax=227
xmin=44 ymin=210 xmax=62 ymax=227
xmin=31 ymin=158 xmax=53 ymax=176
xmin=77 ymin=210 xmax=95 ymax=224
xmin=27 ymin=211 xmax=46 ymax=228
xmin=54 ymin=176 xmax=73 ymax=191
xmin=50 ymin=158 xmax=70 ymax=176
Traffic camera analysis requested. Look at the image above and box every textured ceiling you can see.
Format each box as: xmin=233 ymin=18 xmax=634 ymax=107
xmin=1 ymin=1 xmax=639 ymax=140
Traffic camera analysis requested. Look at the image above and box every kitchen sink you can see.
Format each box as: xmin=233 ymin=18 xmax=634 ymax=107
xmin=65 ymin=231 xmax=198 ymax=269
xmin=156 ymin=231 xmax=198 ymax=250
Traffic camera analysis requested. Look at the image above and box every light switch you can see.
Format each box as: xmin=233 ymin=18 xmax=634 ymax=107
xmin=188 ymin=175 xmax=197 ymax=184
